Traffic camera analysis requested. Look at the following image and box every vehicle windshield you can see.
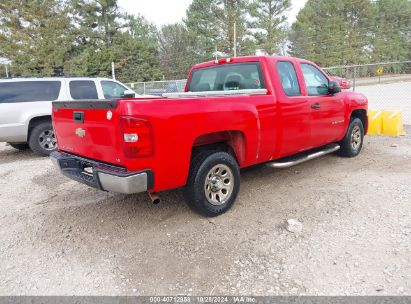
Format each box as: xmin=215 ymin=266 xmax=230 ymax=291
xmin=187 ymin=62 xmax=266 ymax=92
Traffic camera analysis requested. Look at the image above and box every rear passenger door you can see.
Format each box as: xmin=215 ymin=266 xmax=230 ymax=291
xmin=0 ymin=81 xmax=62 ymax=142
xmin=68 ymin=80 xmax=99 ymax=100
xmin=275 ymin=61 xmax=312 ymax=157
xmin=300 ymin=63 xmax=345 ymax=147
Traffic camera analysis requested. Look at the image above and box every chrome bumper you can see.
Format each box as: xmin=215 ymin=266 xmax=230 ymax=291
xmin=50 ymin=151 xmax=153 ymax=194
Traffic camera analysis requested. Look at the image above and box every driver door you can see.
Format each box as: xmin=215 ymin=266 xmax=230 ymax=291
xmin=300 ymin=63 xmax=345 ymax=148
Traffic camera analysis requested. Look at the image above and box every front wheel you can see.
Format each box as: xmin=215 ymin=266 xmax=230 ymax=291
xmin=183 ymin=151 xmax=240 ymax=217
xmin=338 ymin=118 xmax=364 ymax=157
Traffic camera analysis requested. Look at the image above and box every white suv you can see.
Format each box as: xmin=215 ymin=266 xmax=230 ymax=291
xmin=0 ymin=77 xmax=137 ymax=155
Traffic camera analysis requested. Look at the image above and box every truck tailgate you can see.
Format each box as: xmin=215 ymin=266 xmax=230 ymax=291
xmin=52 ymin=100 xmax=125 ymax=166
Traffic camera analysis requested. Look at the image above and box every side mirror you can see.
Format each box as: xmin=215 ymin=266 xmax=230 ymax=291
xmin=328 ymin=81 xmax=341 ymax=94
xmin=122 ymin=89 xmax=136 ymax=98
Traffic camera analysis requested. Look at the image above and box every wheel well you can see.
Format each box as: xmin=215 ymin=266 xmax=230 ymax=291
xmin=191 ymin=131 xmax=246 ymax=165
xmin=351 ymin=109 xmax=367 ymax=130
xmin=27 ymin=116 xmax=51 ymax=141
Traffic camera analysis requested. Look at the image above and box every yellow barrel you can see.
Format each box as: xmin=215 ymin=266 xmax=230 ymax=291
xmin=381 ymin=111 xmax=406 ymax=136
xmin=367 ymin=110 xmax=383 ymax=135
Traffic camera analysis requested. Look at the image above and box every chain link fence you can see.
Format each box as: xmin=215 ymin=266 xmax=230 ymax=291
xmin=127 ymin=80 xmax=187 ymax=96
xmin=128 ymin=61 xmax=411 ymax=125
xmin=324 ymin=61 xmax=411 ymax=124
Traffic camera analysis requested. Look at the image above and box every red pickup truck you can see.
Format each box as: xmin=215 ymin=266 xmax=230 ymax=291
xmin=51 ymin=56 xmax=368 ymax=216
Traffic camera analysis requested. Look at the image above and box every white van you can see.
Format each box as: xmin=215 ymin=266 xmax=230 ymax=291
xmin=0 ymin=77 xmax=137 ymax=155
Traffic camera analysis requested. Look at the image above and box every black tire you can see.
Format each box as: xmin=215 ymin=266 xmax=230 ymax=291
xmin=338 ymin=117 xmax=364 ymax=157
xmin=8 ymin=143 xmax=29 ymax=151
xmin=28 ymin=121 xmax=57 ymax=156
xmin=183 ymin=151 xmax=240 ymax=217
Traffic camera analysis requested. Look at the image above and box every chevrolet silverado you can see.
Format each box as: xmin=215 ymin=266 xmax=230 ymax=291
xmin=50 ymin=56 xmax=368 ymax=216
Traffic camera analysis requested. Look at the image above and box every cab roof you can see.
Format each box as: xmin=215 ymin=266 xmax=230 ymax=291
xmin=191 ymin=55 xmax=308 ymax=70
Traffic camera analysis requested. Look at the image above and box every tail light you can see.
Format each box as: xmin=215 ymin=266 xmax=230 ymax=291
xmin=121 ymin=116 xmax=154 ymax=158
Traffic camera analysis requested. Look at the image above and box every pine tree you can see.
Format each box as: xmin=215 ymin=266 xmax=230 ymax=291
xmin=112 ymin=31 xmax=163 ymax=82
xmin=248 ymin=0 xmax=291 ymax=55
xmin=371 ymin=0 xmax=411 ymax=62
xmin=221 ymin=0 xmax=250 ymax=56
xmin=342 ymin=0 xmax=373 ymax=64
xmin=289 ymin=0 xmax=373 ymax=67
xmin=65 ymin=0 xmax=162 ymax=81
xmin=69 ymin=0 xmax=122 ymax=47
xmin=64 ymin=0 xmax=122 ymax=76
xmin=185 ymin=0 xmax=250 ymax=58
xmin=0 ymin=0 xmax=72 ymax=76
xmin=158 ymin=23 xmax=203 ymax=79
xmin=185 ymin=0 xmax=224 ymax=59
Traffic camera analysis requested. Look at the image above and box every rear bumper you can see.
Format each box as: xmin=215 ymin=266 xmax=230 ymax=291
xmin=50 ymin=151 xmax=153 ymax=194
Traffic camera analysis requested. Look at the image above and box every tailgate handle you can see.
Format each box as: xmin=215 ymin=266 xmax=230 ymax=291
xmin=73 ymin=112 xmax=84 ymax=123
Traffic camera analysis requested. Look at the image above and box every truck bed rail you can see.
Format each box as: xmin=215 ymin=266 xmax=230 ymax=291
xmin=163 ymin=89 xmax=268 ymax=98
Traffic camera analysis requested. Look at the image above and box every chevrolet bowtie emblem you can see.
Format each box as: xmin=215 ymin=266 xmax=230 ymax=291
xmin=75 ymin=128 xmax=86 ymax=138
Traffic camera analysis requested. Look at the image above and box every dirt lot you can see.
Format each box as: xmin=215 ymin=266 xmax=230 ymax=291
xmin=1 ymin=130 xmax=410 ymax=296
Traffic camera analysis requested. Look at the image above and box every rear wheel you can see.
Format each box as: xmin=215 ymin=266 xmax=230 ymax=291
xmin=183 ymin=151 xmax=240 ymax=217
xmin=338 ymin=118 xmax=364 ymax=157
xmin=8 ymin=143 xmax=29 ymax=151
xmin=28 ymin=121 xmax=57 ymax=156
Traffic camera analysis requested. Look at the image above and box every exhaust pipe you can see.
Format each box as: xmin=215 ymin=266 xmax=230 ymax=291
xmin=148 ymin=192 xmax=161 ymax=205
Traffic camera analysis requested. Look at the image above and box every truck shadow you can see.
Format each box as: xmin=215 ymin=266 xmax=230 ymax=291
xmin=37 ymin=153 xmax=345 ymax=233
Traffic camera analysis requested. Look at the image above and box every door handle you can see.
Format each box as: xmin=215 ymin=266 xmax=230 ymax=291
xmin=311 ymin=103 xmax=321 ymax=109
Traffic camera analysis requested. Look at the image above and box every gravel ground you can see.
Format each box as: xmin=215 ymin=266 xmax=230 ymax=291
xmin=0 ymin=129 xmax=410 ymax=296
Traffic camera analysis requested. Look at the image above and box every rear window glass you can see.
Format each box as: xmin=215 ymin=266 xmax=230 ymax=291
xmin=187 ymin=62 xmax=266 ymax=92
xmin=69 ymin=80 xmax=98 ymax=100
xmin=0 ymin=81 xmax=61 ymax=103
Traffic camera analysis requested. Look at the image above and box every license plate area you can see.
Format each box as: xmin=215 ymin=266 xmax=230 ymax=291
xmin=59 ymin=158 xmax=94 ymax=175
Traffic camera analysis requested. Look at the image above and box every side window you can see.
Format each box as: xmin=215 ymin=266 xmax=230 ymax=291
xmin=301 ymin=63 xmax=329 ymax=96
xmin=0 ymin=81 xmax=61 ymax=103
xmin=101 ymin=81 xmax=128 ymax=98
xmin=69 ymin=80 xmax=98 ymax=100
xmin=276 ymin=61 xmax=301 ymax=96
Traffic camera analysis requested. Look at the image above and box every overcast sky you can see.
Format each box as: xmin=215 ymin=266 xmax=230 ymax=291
xmin=118 ymin=0 xmax=308 ymax=27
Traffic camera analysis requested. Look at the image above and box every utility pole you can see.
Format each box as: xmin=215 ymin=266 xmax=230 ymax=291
xmin=233 ymin=22 xmax=237 ymax=57
xmin=111 ymin=62 xmax=115 ymax=80
xmin=5 ymin=64 xmax=9 ymax=78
